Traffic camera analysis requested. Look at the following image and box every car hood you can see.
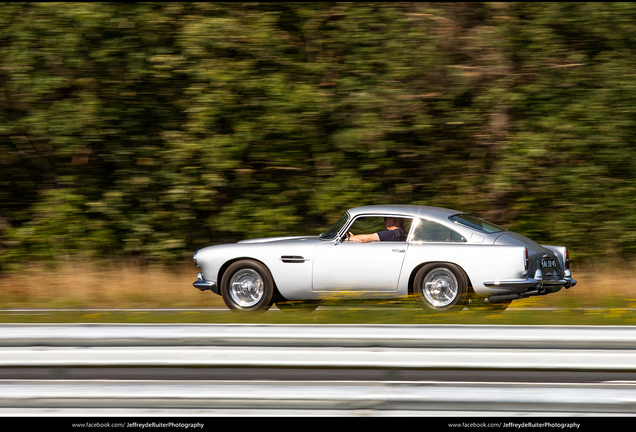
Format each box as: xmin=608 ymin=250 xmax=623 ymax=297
xmin=237 ymin=235 xmax=319 ymax=244
xmin=493 ymin=231 xmax=547 ymax=254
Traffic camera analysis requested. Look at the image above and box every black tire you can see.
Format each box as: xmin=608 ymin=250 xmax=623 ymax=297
xmin=221 ymin=260 xmax=274 ymax=312
xmin=413 ymin=263 xmax=468 ymax=311
xmin=275 ymin=300 xmax=320 ymax=312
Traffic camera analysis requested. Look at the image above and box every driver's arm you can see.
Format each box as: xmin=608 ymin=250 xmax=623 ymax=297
xmin=347 ymin=232 xmax=380 ymax=243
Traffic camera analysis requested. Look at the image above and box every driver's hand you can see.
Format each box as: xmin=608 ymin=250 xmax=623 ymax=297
xmin=345 ymin=232 xmax=353 ymax=241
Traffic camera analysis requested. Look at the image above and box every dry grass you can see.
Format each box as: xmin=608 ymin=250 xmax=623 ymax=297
xmin=0 ymin=259 xmax=634 ymax=310
xmin=514 ymin=260 xmax=636 ymax=309
xmin=0 ymin=260 xmax=225 ymax=309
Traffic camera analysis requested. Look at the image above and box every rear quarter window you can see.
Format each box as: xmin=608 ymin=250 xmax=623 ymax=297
xmin=449 ymin=214 xmax=505 ymax=233
xmin=411 ymin=219 xmax=466 ymax=243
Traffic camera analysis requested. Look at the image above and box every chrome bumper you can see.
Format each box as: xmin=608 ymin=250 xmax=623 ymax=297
xmin=193 ymin=272 xmax=217 ymax=293
xmin=483 ymin=269 xmax=576 ymax=304
xmin=483 ymin=269 xmax=577 ymax=290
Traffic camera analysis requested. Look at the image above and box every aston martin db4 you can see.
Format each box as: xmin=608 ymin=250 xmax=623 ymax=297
xmin=193 ymin=205 xmax=576 ymax=312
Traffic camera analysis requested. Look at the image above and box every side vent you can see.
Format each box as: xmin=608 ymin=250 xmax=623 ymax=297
xmin=280 ymin=255 xmax=308 ymax=263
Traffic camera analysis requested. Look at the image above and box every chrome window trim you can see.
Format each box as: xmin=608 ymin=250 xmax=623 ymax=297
xmin=341 ymin=213 xmax=416 ymax=243
xmin=320 ymin=212 xmax=351 ymax=241
xmin=448 ymin=213 xmax=506 ymax=234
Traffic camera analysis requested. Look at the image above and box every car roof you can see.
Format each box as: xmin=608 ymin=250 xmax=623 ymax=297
xmin=347 ymin=205 xmax=462 ymax=220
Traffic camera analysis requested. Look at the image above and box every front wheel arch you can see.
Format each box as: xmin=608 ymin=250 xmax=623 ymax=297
xmin=218 ymin=257 xmax=284 ymax=300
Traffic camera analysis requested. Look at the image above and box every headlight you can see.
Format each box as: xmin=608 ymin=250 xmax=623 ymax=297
xmin=193 ymin=251 xmax=199 ymax=268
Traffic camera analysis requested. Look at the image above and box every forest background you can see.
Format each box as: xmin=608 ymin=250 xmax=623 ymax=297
xmin=2 ymin=2 xmax=636 ymax=272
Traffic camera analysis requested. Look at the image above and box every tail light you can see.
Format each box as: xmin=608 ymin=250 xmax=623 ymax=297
xmin=565 ymin=248 xmax=570 ymax=270
xmin=524 ymin=247 xmax=529 ymax=271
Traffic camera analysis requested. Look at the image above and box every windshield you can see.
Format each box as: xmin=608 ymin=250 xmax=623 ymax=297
xmin=320 ymin=213 xmax=349 ymax=240
xmin=449 ymin=214 xmax=505 ymax=234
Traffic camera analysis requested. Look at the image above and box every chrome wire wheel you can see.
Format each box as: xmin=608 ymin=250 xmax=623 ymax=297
xmin=414 ymin=263 xmax=467 ymax=311
xmin=222 ymin=259 xmax=274 ymax=312
xmin=229 ymin=268 xmax=264 ymax=308
xmin=422 ymin=268 xmax=458 ymax=307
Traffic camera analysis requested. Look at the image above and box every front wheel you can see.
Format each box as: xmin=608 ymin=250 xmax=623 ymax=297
xmin=221 ymin=260 xmax=274 ymax=312
xmin=413 ymin=263 xmax=468 ymax=312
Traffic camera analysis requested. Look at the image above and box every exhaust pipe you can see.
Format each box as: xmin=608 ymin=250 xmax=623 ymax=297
xmin=485 ymin=293 xmax=523 ymax=304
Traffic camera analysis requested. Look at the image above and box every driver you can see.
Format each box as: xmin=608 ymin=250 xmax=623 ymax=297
xmin=345 ymin=217 xmax=406 ymax=243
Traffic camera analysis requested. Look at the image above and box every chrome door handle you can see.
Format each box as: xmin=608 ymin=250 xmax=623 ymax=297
xmin=392 ymin=249 xmax=405 ymax=253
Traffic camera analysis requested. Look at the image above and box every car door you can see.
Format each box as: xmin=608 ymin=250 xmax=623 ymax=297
xmin=312 ymin=216 xmax=411 ymax=292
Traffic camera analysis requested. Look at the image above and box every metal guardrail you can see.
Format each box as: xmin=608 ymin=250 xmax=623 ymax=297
xmin=1 ymin=324 xmax=636 ymax=415
xmin=2 ymin=379 xmax=636 ymax=416
xmin=2 ymin=323 xmax=636 ymax=348
xmin=1 ymin=324 xmax=636 ymax=370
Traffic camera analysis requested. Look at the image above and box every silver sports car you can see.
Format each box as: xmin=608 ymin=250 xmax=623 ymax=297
xmin=193 ymin=205 xmax=576 ymax=312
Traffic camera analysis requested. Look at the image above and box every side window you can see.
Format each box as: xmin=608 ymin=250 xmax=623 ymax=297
xmin=347 ymin=216 xmax=413 ymax=242
xmin=348 ymin=216 xmax=385 ymax=235
xmin=411 ymin=218 xmax=466 ymax=243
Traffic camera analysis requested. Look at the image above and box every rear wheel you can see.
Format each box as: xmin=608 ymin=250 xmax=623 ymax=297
xmin=413 ymin=263 xmax=468 ymax=311
xmin=221 ymin=260 xmax=274 ymax=312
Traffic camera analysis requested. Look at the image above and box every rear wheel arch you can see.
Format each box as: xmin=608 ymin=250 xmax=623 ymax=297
xmin=408 ymin=261 xmax=473 ymax=295
xmin=409 ymin=261 xmax=472 ymax=311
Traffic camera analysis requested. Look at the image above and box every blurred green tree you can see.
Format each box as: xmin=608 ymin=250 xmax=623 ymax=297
xmin=2 ymin=2 xmax=636 ymax=267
